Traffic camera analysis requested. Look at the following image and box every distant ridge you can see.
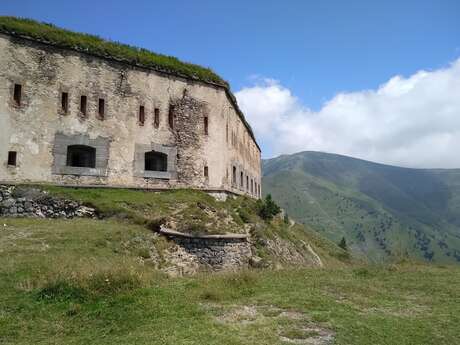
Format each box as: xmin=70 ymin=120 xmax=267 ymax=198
xmin=262 ymin=151 xmax=460 ymax=263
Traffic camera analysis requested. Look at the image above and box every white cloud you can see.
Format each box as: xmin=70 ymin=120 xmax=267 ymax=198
xmin=235 ymin=59 xmax=460 ymax=168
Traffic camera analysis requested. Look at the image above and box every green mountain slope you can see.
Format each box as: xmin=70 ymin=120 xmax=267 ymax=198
xmin=262 ymin=151 xmax=460 ymax=263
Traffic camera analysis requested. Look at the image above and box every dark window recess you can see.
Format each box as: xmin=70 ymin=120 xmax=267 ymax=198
xmin=13 ymin=84 xmax=22 ymax=106
xmin=61 ymin=92 xmax=69 ymax=113
xmin=168 ymin=105 xmax=174 ymax=129
xmin=232 ymin=166 xmax=237 ymax=184
xmin=251 ymin=180 xmax=254 ymax=194
xmin=66 ymin=145 xmax=96 ymax=168
xmin=98 ymin=98 xmax=105 ymax=119
xmin=7 ymin=151 xmax=17 ymax=166
xmin=204 ymin=166 xmax=209 ymax=178
xmin=145 ymin=151 xmax=167 ymax=172
xmin=246 ymin=176 xmax=249 ymax=191
xmin=204 ymin=116 xmax=209 ymax=135
xmin=80 ymin=96 xmax=87 ymax=116
xmin=139 ymin=106 xmax=145 ymax=125
xmin=154 ymin=108 xmax=160 ymax=128
xmin=240 ymin=171 xmax=244 ymax=187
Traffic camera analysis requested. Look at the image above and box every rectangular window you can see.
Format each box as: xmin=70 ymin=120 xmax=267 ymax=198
xmin=139 ymin=105 xmax=145 ymax=126
xmin=232 ymin=166 xmax=236 ymax=185
xmin=7 ymin=151 xmax=17 ymax=166
xmin=13 ymin=84 xmax=22 ymax=106
xmin=168 ymin=105 xmax=174 ymax=129
xmin=154 ymin=108 xmax=160 ymax=128
xmin=61 ymin=92 xmax=69 ymax=113
xmin=80 ymin=96 xmax=87 ymax=116
xmin=240 ymin=171 xmax=244 ymax=188
xmin=204 ymin=166 xmax=208 ymax=178
xmin=204 ymin=116 xmax=208 ymax=135
xmin=246 ymin=176 xmax=249 ymax=191
xmin=98 ymin=98 xmax=105 ymax=119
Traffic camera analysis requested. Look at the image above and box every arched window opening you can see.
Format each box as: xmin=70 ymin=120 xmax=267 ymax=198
xmin=145 ymin=151 xmax=167 ymax=172
xmin=66 ymin=145 xmax=96 ymax=168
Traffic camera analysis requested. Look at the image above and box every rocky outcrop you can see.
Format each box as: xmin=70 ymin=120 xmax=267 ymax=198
xmin=0 ymin=185 xmax=95 ymax=218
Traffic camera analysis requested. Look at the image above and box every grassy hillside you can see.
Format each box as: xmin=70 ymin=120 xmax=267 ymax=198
xmin=1 ymin=216 xmax=459 ymax=344
xmin=5 ymin=185 xmax=349 ymax=268
xmin=263 ymin=151 xmax=460 ymax=263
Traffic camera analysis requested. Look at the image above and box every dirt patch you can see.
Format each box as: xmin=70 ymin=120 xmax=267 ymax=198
xmin=203 ymin=303 xmax=335 ymax=344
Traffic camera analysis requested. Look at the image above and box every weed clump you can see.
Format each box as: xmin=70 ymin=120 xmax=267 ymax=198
xmin=37 ymin=280 xmax=88 ymax=302
xmin=35 ymin=263 xmax=152 ymax=302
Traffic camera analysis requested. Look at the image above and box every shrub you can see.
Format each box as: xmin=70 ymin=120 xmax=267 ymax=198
xmin=257 ymin=194 xmax=281 ymax=220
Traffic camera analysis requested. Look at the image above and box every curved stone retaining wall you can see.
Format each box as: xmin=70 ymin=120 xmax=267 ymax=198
xmin=160 ymin=228 xmax=252 ymax=271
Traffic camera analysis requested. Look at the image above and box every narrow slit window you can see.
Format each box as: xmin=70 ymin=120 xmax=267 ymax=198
xmin=7 ymin=151 xmax=17 ymax=166
xmin=98 ymin=98 xmax=105 ymax=119
xmin=204 ymin=166 xmax=209 ymax=178
xmin=204 ymin=116 xmax=208 ymax=135
xmin=246 ymin=176 xmax=249 ymax=191
xmin=13 ymin=84 xmax=22 ymax=106
xmin=154 ymin=108 xmax=160 ymax=128
xmin=139 ymin=105 xmax=145 ymax=126
xmin=240 ymin=171 xmax=244 ymax=188
xmin=232 ymin=166 xmax=237 ymax=185
xmin=168 ymin=105 xmax=174 ymax=129
xmin=80 ymin=96 xmax=87 ymax=116
xmin=61 ymin=92 xmax=69 ymax=113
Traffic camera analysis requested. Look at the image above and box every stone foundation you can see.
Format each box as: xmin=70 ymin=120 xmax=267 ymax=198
xmin=0 ymin=184 xmax=95 ymax=218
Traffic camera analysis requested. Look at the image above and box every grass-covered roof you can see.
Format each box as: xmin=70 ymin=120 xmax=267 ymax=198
xmin=0 ymin=16 xmax=259 ymax=150
xmin=0 ymin=16 xmax=227 ymax=86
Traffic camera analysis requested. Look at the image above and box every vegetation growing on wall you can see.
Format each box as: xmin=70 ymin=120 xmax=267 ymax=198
xmin=0 ymin=16 xmax=227 ymax=86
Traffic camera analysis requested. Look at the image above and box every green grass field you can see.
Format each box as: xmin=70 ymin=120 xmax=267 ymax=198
xmin=1 ymin=217 xmax=459 ymax=345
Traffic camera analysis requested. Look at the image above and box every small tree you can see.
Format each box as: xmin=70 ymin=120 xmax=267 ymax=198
xmin=258 ymin=194 xmax=281 ymax=220
xmin=283 ymin=212 xmax=290 ymax=225
xmin=338 ymin=237 xmax=348 ymax=251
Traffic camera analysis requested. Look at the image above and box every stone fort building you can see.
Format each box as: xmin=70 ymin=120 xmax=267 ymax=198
xmin=0 ymin=18 xmax=261 ymax=198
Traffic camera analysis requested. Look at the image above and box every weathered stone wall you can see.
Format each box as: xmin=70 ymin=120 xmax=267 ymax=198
xmin=0 ymin=33 xmax=261 ymax=197
xmin=169 ymin=236 xmax=251 ymax=269
xmin=159 ymin=229 xmax=252 ymax=274
xmin=0 ymin=185 xmax=95 ymax=218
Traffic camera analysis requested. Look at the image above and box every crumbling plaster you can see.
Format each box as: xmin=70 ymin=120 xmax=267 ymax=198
xmin=0 ymin=33 xmax=261 ymax=197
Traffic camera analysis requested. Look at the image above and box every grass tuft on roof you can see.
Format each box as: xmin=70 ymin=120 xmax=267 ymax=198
xmin=0 ymin=16 xmax=228 ymax=86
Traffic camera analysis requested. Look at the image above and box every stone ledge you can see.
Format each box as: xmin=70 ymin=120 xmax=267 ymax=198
xmin=159 ymin=227 xmax=249 ymax=240
xmin=0 ymin=181 xmax=258 ymax=199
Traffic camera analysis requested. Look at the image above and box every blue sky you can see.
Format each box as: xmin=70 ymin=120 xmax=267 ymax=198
xmin=2 ymin=1 xmax=460 ymax=166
